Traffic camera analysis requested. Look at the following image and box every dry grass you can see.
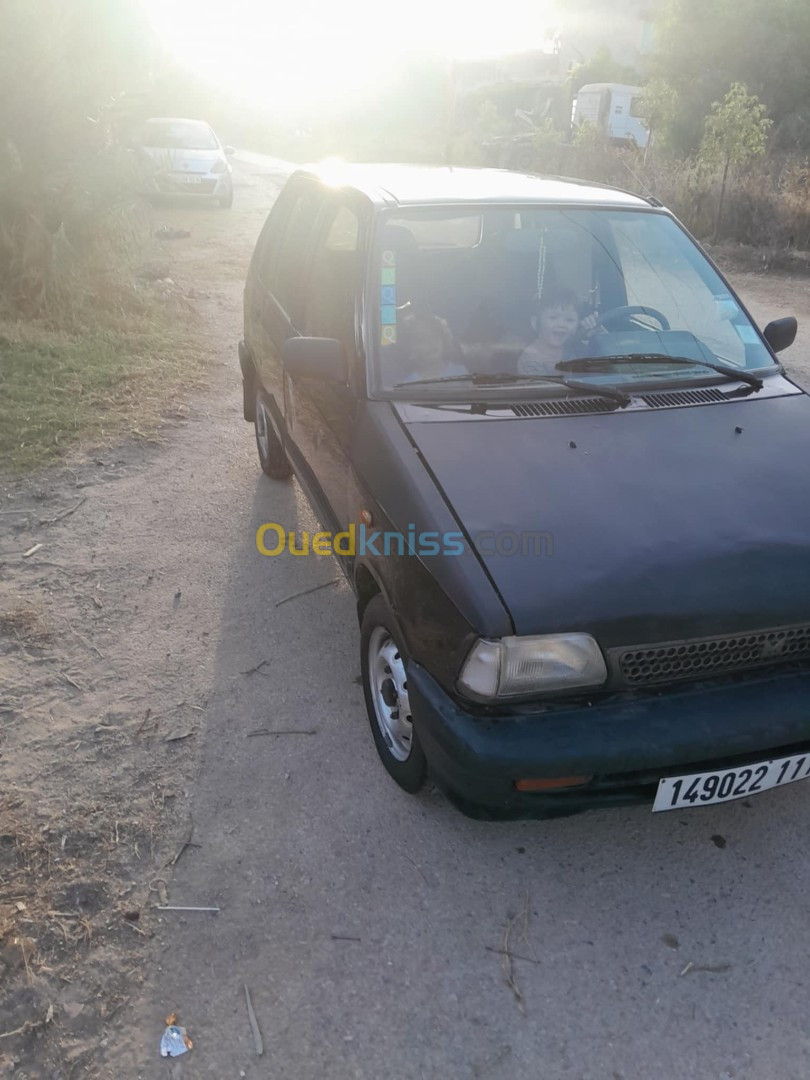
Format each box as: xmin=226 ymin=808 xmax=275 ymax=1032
xmin=0 ymin=181 xmax=214 ymax=473
xmin=0 ymin=278 xmax=207 ymax=472
xmin=470 ymin=138 xmax=810 ymax=255
xmin=0 ymin=603 xmax=51 ymax=645
xmin=0 ymin=790 xmax=156 ymax=1065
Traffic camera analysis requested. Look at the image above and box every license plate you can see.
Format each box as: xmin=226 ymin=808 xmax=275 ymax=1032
xmin=178 ymin=174 xmax=203 ymax=184
xmin=653 ymin=751 xmax=810 ymax=812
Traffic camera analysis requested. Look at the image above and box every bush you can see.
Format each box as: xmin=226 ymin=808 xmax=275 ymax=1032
xmin=0 ymin=0 xmax=154 ymax=316
xmin=653 ymin=156 xmax=810 ymax=250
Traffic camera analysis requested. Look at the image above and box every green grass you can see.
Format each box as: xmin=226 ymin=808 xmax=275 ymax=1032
xmin=0 ymin=313 xmax=206 ymax=472
xmin=0 ymin=181 xmax=216 ymax=474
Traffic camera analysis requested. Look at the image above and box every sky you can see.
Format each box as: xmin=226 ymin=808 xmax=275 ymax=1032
xmin=143 ymin=0 xmax=556 ymax=113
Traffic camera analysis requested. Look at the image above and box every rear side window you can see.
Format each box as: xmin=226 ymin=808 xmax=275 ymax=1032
xmin=250 ymin=187 xmax=297 ymax=289
xmin=305 ymin=203 xmax=363 ymax=358
xmin=269 ymin=182 xmax=328 ymax=320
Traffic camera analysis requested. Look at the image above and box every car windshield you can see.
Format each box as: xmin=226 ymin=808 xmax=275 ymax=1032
xmin=137 ymin=120 xmax=219 ymax=150
xmin=370 ymin=206 xmax=776 ymax=396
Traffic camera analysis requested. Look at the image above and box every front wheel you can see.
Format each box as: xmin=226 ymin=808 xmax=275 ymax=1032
xmin=360 ymin=594 xmax=427 ymax=793
xmin=218 ymin=188 xmax=234 ymax=209
xmin=254 ymin=392 xmax=292 ymax=479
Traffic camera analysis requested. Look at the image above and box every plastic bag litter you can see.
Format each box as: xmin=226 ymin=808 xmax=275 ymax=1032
xmin=160 ymin=1013 xmax=192 ymax=1057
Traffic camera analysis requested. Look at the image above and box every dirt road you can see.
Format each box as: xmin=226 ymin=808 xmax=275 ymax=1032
xmin=4 ymin=155 xmax=810 ymax=1079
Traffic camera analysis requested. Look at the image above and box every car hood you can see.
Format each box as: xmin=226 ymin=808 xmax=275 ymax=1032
xmin=139 ymin=146 xmax=222 ymax=172
xmin=398 ymin=391 xmax=810 ymax=645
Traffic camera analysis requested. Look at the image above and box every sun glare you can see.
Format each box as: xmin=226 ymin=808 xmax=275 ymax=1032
xmin=143 ymin=0 xmax=553 ymax=113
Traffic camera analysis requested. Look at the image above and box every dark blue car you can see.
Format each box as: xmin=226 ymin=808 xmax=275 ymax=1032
xmin=240 ymin=164 xmax=808 ymax=819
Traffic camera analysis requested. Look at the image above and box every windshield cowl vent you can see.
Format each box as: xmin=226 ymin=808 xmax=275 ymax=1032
xmin=511 ymin=398 xmax=615 ymax=418
xmin=639 ymin=387 xmax=727 ymax=407
xmin=509 ymin=385 xmax=730 ymax=418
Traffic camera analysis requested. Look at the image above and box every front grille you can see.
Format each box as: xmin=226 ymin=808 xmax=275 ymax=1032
xmin=639 ymin=387 xmax=727 ymax=407
xmin=615 ymin=623 xmax=810 ymax=687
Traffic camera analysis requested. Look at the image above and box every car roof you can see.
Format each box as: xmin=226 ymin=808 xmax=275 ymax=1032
xmin=295 ymin=163 xmax=652 ymax=209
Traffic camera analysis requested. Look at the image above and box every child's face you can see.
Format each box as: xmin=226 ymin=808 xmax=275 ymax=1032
xmin=537 ymin=304 xmax=579 ymax=347
xmin=400 ymin=312 xmax=452 ymax=375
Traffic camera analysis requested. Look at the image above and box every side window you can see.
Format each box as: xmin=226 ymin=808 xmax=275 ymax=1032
xmin=271 ymin=183 xmax=328 ymax=320
xmin=251 ymin=187 xmax=296 ymax=287
xmin=304 ymin=203 xmax=362 ymax=357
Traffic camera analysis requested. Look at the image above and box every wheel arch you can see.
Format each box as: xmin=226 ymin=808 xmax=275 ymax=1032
xmin=238 ymin=338 xmax=256 ymax=422
xmin=354 ymin=562 xmax=382 ymax=624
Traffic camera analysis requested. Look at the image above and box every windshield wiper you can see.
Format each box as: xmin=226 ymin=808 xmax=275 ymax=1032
xmin=393 ymin=371 xmax=632 ymax=406
xmin=556 ymin=353 xmax=764 ymax=390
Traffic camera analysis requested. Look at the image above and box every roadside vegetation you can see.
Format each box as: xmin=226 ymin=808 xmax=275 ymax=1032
xmin=0 ymin=1 xmax=208 ymax=472
xmin=0 ymin=308 xmax=202 ymax=471
xmin=255 ymin=0 xmax=810 ymax=264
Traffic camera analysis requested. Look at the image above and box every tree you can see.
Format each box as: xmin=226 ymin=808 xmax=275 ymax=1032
xmin=0 ymin=0 xmax=156 ymax=312
xmin=640 ymin=78 xmax=678 ymax=157
xmin=652 ymin=0 xmax=810 ymax=154
xmin=699 ymin=83 xmax=772 ymax=236
xmin=568 ymin=47 xmax=639 ymax=98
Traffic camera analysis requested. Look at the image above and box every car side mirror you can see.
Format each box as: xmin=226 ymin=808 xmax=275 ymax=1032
xmin=283 ymin=337 xmax=347 ymax=383
xmin=224 ymin=145 xmax=235 ymax=156
xmin=763 ymin=317 xmax=797 ymax=353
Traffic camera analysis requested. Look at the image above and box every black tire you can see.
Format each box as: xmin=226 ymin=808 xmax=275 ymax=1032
xmin=254 ymin=391 xmax=292 ymax=479
xmin=218 ymin=188 xmax=234 ymax=209
xmin=360 ymin=594 xmax=427 ymax=794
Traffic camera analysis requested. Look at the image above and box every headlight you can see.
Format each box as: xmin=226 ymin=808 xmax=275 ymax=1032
xmin=211 ymin=157 xmax=229 ymax=173
xmin=457 ymin=634 xmax=607 ymax=700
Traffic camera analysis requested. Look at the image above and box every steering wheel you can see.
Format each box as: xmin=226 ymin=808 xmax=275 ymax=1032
xmin=596 ymin=304 xmax=671 ymax=331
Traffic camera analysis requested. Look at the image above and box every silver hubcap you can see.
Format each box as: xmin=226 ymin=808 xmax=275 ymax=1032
xmin=255 ymin=396 xmax=270 ymax=460
xmin=368 ymin=626 xmax=413 ymax=762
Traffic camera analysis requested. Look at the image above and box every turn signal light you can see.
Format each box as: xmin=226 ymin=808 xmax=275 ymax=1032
xmin=514 ymin=776 xmax=592 ymax=792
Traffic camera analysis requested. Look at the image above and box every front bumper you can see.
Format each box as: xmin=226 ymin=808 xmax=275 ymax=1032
xmin=148 ymin=172 xmax=232 ymax=198
xmin=409 ymin=663 xmax=810 ymax=819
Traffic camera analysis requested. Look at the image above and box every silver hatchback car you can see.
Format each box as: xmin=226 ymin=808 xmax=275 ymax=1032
xmin=134 ymin=117 xmax=234 ymax=208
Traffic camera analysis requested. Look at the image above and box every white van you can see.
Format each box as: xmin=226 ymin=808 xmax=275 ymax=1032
xmin=572 ymin=83 xmax=649 ymax=148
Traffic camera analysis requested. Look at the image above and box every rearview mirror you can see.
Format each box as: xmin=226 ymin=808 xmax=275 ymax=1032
xmin=283 ymin=337 xmax=347 ymax=383
xmin=763 ymin=317 xmax=797 ymax=354
xmin=224 ymin=145 xmax=235 ymax=156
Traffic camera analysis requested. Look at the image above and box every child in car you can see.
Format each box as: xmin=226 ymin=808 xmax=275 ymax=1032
xmin=518 ymin=286 xmax=600 ymax=376
xmin=390 ymin=304 xmax=469 ymax=384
